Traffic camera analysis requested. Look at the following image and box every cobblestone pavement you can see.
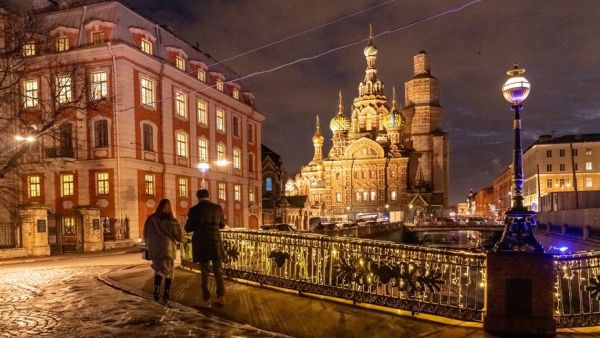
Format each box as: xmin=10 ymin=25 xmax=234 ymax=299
xmin=0 ymin=265 xmax=280 ymax=337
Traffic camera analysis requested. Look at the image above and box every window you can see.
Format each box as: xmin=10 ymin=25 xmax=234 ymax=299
xmin=586 ymin=178 xmax=593 ymax=188
xmin=22 ymin=79 xmax=39 ymax=108
xmin=233 ymin=88 xmax=239 ymax=100
xmin=586 ymin=148 xmax=592 ymax=156
xmin=56 ymin=75 xmax=72 ymax=104
xmin=546 ymin=164 xmax=552 ymax=172
xmin=94 ymin=120 xmax=108 ymax=148
xmin=23 ymin=42 xmax=36 ymax=56
xmin=336 ymin=192 xmax=342 ymax=202
xmin=546 ymin=179 xmax=552 ymax=188
xmin=61 ymin=174 xmax=74 ymax=197
xmin=91 ymin=31 xmax=104 ymax=45
xmin=218 ymin=183 xmax=226 ymax=200
xmin=391 ymin=190 xmax=397 ymax=201
xmin=572 ymin=148 xmax=578 ymax=156
xmin=560 ymin=163 xmax=565 ymax=171
xmin=234 ymin=184 xmax=241 ymax=201
xmin=144 ymin=174 xmax=155 ymax=195
xmin=198 ymin=138 xmax=208 ymax=162
xmin=232 ymin=116 xmax=240 ymax=137
xmin=216 ymin=143 xmax=225 ymax=160
xmin=370 ymin=191 xmax=376 ymax=201
xmin=176 ymin=132 xmax=188 ymax=157
xmin=216 ymin=108 xmax=225 ymax=131
xmin=363 ymin=191 xmax=368 ymax=201
xmin=559 ymin=178 xmax=565 ymax=187
xmin=91 ymin=71 xmax=108 ymax=100
xmin=586 ymin=162 xmax=592 ymax=170
xmin=197 ymin=100 xmax=208 ymax=124
xmin=546 ymin=150 xmax=552 ymax=157
xmin=140 ymin=77 xmax=155 ymax=107
xmin=56 ymin=36 xmax=69 ymax=51
xmin=559 ymin=149 xmax=565 ymax=157
xmin=28 ymin=176 xmax=41 ymax=197
xmin=97 ymin=172 xmax=109 ymax=195
xmin=265 ymin=177 xmax=273 ymax=192
xmin=197 ymin=69 xmax=206 ymax=82
xmin=143 ymin=124 xmax=153 ymax=151
xmin=59 ymin=123 xmax=73 ymax=150
xmin=247 ymin=123 xmax=254 ymax=143
xmin=233 ymin=148 xmax=241 ymax=169
xmin=216 ymin=79 xmax=224 ymax=91
xmin=178 ymin=178 xmax=188 ymax=198
xmin=175 ymin=56 xmax=185 ymax=71
xmin=63 ymin=217 xmax=75 ymax=234
xmin=140 ymin=38 xmax=152 ymax=54
xmin=356 ymin=192 xmax=361 ymax=201
xmin=248 ymin=153 xmax=254 ymax=172
xmin=249 ymin=187 xmax=255 ymax=203
xmin=175 ymin=90 xmax=187 ymax=118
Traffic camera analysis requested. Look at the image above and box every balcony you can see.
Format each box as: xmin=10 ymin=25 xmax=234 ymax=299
xmin=45 ymin=147 xmax=75 ymax=159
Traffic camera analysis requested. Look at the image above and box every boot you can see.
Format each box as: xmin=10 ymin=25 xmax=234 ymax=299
xmin=153 ymin=275 xmax=162 ymax=301
xmin=163 ymin=278 xmax=172 ymax=302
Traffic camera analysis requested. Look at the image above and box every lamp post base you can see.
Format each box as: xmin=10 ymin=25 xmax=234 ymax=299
xmin=494 ymin=208 xmax=544 ymax=253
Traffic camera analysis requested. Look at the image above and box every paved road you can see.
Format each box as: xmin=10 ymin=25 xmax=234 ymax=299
xmin=0 ymin=254 xmax=280 ymax=337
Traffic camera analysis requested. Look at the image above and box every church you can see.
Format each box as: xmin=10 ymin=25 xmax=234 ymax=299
xmin=282 ymin=29 xmax=449 ymax=229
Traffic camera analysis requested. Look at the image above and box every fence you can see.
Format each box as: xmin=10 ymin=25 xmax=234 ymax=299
xmin=0 ymin=220 xmax=21 ymax=249
xmin=181 ymin=229 xmax=486 ymax=322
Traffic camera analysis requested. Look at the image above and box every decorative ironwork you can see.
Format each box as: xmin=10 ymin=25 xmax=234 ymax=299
xmin=181 ymin=229 xmax=486 ymax=322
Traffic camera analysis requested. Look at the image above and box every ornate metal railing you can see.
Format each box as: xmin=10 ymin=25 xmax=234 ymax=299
xmin=554 ymin=251 xmax=600 ymax=327
xmin=181 ymin=229 xmax=486 ymax=322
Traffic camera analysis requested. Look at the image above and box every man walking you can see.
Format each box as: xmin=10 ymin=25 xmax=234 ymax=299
xmin=185 ymin=189 xmax=226 ymax=308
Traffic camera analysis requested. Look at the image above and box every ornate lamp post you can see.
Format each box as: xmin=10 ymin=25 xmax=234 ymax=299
xmin=494 ymin=64 xmax=543 ymax=253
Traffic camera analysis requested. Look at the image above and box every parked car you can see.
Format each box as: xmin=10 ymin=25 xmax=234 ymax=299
xmin=340 ymin=221 xmax=358 ymax=228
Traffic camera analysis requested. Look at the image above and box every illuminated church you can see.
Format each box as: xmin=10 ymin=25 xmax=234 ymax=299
xmin=283 ymin=29 xmax=449 ymax=228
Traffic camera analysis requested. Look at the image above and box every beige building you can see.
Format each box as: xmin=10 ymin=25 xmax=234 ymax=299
xmin=284 ymin=31 xmax=449 ymax=229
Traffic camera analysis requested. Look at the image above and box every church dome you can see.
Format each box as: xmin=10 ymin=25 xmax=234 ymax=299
xmin=363 ymin=42 xmax=378 ymax=58
xmin=387 ymin=110 xmax=405 ymax=129
xmin=312 ymin=132 xmax=324 ymax=144
xmin=330 ymin=114 xmax=350 ymax=132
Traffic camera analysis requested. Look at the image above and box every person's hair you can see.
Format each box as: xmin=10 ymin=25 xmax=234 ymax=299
xmin=155 ymin=199 xmax=175 ymax=220
xmin=197 ymin=189 xmax=209 ymax=199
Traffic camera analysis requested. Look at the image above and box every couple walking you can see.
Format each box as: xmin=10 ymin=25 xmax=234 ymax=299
xmin=143 ymin=189 xmax=226 ymax=308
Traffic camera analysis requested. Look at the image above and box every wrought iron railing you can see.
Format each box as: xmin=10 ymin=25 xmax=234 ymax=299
xmin=553 ymin=251 xmax=600 ymax=327
xmin=0 ymin=220 xmax=21 ymax=249
xmin=181 ymin=229 xmax=486 ymax=322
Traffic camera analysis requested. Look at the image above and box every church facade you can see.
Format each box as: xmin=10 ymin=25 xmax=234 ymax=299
xmin=283 ymin=31 xmax=449 ymax=229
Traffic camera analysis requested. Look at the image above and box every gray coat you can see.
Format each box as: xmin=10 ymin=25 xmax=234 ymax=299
xmin=184 ymin=199 xmax=225 ymax=262
xmin=143 ymin=213 xmax=183 ymax=260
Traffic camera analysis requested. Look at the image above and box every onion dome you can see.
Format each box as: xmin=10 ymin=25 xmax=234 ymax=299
xmin=363 ymin=23 xmax=378 ymax=58
xmin=387 ymin=86 xmax=405 ymax=129
xmin=330 ymin=91 xmax=350 ymax=132
xmin=312 ymin=115 xmax=324 ymax=144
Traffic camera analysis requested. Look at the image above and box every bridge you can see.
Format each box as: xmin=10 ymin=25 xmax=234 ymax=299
xmin=403 ymin=223 xmax=505 ymax=232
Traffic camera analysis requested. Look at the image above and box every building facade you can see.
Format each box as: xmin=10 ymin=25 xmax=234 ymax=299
xmin=5 ymin=1 xmax=264 ymax=243
xmin=284 ymin=31 xmax=449 ymax=228
xmin=261 ymin=144 xmax=288 ymax=225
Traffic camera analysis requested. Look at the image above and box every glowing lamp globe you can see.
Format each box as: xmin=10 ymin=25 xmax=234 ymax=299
xmin=502 ymin=64 xmax=530 ymax=105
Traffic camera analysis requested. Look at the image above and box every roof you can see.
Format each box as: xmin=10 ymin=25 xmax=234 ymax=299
xmin=261 ymin=144 xmax=281 ymax=163
xmin=528 ymin=133 xmax=600 ymax=151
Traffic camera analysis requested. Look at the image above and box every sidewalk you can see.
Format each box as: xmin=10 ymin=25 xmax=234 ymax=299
xmin=0 ymin=246 xmax=140 ymax=266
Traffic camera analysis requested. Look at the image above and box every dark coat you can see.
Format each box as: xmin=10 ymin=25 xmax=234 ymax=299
xmin=143 ymin=213 xmax=183 ymax=260
xmin=184 ymin=198 xmax=225 ymax=262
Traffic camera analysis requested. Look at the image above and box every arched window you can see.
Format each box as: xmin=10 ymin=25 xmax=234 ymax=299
xmin=265 ymin=177 xmax=273 ymax=192
xmin=176 ymin=132 xmax=188 ymax=157
xmin=143 ymin=123 xmax=153 ymax=151
xmin=216 ymin=143 xmax=226 ymax=160
xmin=198 ymin=137 xmax=208 ymax=162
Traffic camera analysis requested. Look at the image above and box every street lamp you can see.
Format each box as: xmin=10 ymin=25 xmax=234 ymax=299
xmin=494 ymin=64 xmax=543 ymax=253
xmin=198 ymin=162 xmax=210 ymax=188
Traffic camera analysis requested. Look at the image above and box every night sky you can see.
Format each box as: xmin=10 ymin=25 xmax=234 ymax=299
xmin=25 ymin=0 xmax=600 ymax=204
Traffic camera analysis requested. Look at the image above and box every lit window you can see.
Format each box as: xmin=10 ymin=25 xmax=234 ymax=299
xmin=586 ymin=148 xmax=592 ymax=156
xmin=370 ymin=191 xmax=376 ymax=201
xmin=97 ymin=172 xmax=109 ymax=195
xmin=265 ymin=177 xmax=273 ymax=192
xmin=175 ymin=90 xmax=187 ymax=118
xmin=176 ymin=132 xmax=188 ymax=157
xmin=61 ymin=174 xmax=74 ymax=197
xmin=391 ymin=190 xmax=397 ymax=201
xmin=140 ymin=38 xmax=152 ymax=54
xmin=140 ymin=77 xmax=155 ymax=107
xmin=179 ymin=178 xmax=188 ymax=198
xmin=175 ymin=56 xmax=185 ymax=70
xmin=249 ymin=187 xmax=255 ymax=203
xmin=363 ymin=191 xmax=369 ymax=201
xmin=234 ymin=184 xmax=241 ymax=201
xmin=197 ymin=99 xmax=208 ymax=124
xmin=232 ymin=116 xmax=240 ymax=137
xmin=144 ymin=174 xmax=155 ymax=195
xmin=56 ymin=75 xmax=72 ymax=104
xmin=248 ymin=153 xmax=254 ymax=172
xmin=546 ymin=150 xmax=552 ymax=157
xmin=91 ymin=31 xmax=104 ymax=45
xmin=56 ymin=36 xmax=69 ymax=52
xmin=218 ymin=183 xmax=226 ymax=200
xmin=247 ymin=123 xmax=254 ymax=143
xmin=586 ymin=177 xmax=593 ymax=188
xmin=216 ymin=79 xmax=224 ymax=91
xmin=559 ymin=178 xmax=565 ymax=187
xmin=586 ymin=162 xmax=592 ymax=170
xmin=23 ymin=42 xmax=36 ymax=56
xmin=216 ymin=143 xmax=225 ymax=160
xmin=94 ymin=120 xmax=108 ymax=148
xmin=91 ymin=71 xmax=108 ymax=100
xmin=232 ymin=148 xmax=241 ymax=169
xmin=63 ymin=217 xmax=75 ymax=234
xmin=356 ymin=192 xmax=361 ymax=201
xmin=216 ymin=108 xmax=225 ymax=131
xmin=28 ymin=176 xmax=41 ymax=198
xmin=143 ymin=124 xmax=153 ymax=151
xmin=336 ymin=192 xmax=341 ymax=202
xmin=546 ymin=179 xmax=552 ymax=188
xmin=197 ymin=69 xmax=206 ymax=82
xmin=233 ymin=88 xmax=239 ymax=100
xmin=560 ymin=163 xmax=565 ymax=171
xmin=198 ymin=138 xmax=208 ymax=162
xmin=22 ymin=79 xmax=39 ymax=108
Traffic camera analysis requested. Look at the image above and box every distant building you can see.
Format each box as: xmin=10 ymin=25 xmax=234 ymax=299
xmin=474 ymin=186 xmax=494 ymax=218
xmin=283 ymin=28 xmax=449 ymax=229
xmin=261 ymin=144 xmax=288 ymax=225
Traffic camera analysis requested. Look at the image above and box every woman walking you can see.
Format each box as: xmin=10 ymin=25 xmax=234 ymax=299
xmin=143 ymin=199 xmax=183 ymax=302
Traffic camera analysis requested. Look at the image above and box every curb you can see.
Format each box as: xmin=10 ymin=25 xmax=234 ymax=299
xmin=0 ymin=247 xmax=139 ymax=266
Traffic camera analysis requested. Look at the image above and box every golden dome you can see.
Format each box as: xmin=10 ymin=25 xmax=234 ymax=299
xmin=387 ymin=86 xmax=404 ymax=129
xmin=363 ymin=24 xmax=378 ymax=57
xmin=330 ymin=91 xmax=350 ymax=132
xmin=312 ymin=115 xmax=324 ymax=144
